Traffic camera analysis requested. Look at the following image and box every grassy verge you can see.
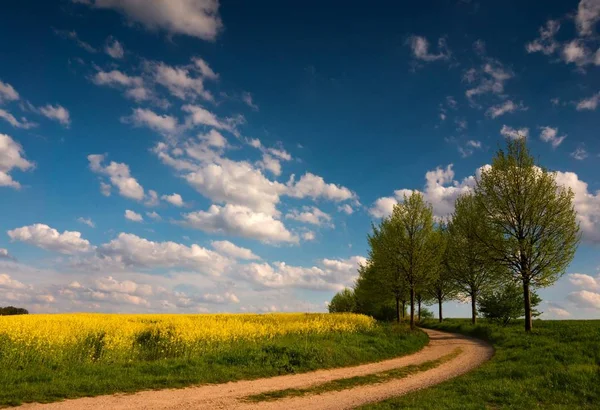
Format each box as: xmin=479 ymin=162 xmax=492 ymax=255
xmin=0 ymin=323 xmax=427 ymax=407
xmin=363 ymin=319 xmax=600 ymax=409
xmin=245 ymin=348 xmax=461 ymax=403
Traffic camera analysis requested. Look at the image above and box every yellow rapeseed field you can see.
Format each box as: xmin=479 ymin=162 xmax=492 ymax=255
xmin=0 ymin=313 xmax=375 ymax=365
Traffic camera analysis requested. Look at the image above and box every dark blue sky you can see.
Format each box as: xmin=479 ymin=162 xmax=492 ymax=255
xmin=0 ymin=0 xmax=598 ymax=317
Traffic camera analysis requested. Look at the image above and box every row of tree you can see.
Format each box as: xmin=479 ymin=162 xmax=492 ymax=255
xmin=0 ymin=306 xmax=29 ymax=315
xmin=330 ymin=138 xmax=580 ymax=332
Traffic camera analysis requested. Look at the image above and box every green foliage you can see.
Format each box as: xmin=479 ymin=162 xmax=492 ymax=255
xmin=328 ymin=288 xmax=357 ymax=313
xmin=354 ymin=264 xmax=400 ymax=321
xmin=365 ymin=319 xmax=600 ymax=409
xmin=478 ymin=282 xmax=541 ymax=326
xmin=0 ymin=306 xmax=29 ymax=315
xmin=0 ymin=323 xmax=427 ymax=406
xmin=418 ymin=307 xmax=434 ymax=320
xmin=368 ymin=192 xmax=441 ymax=327
xmin=474 ymin=138 xmax=580 ymax=330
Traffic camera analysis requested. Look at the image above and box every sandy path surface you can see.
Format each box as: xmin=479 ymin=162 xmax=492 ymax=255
xmin=20 ymin=328 xmax=493 ymax=410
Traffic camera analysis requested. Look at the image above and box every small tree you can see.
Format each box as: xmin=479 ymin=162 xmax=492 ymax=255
xmin=478 ymin=282 xmax=542 ymax=326
xmin=369 ymin=192 xmax=441 ymax=329
xmin=354 ymin=263 xmax=400 ymax=321
xmin=0 ymin=306 xmax=29 ymax=315
xmin=427 ymin=223 xmax=458 ymax=322
xmin=447 ymin=193 xmax=501 ymax=324
xmin=328 ymin=288 xmax=356 ymax=313
xmin=475 ymin=138 xmax=580 ymax=331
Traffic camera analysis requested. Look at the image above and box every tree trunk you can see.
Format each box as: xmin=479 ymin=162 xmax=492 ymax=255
xmin=410 ymin=287 xmax=415 ymax=330
xmin=523 ymin=280 xmax=532 ymax=332
xmin=401 ymin=301 xmax=406 ymax=319
xmin=418 ymin=297 xmax=421 ymax=322
xmin=471 ymin=294 xmax=477 ymax=325
xmin=395 ymin=296 xmax=400 ymax=323
xmin=438 ymin=298 xmax=443 ymax=323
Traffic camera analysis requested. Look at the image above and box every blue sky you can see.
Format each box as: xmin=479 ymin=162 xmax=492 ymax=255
xmin=0 ymin=0 xmax=599 ymax=318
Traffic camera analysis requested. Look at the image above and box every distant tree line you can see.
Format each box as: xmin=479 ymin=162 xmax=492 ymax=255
xmin=0 ymin=306 xmax=29 ymax=315
xmin=329 ymin=138 xmax=580 ymax=332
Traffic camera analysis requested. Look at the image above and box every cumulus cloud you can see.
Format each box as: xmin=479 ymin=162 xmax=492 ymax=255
xmin=0 ymin=134 xmax=34 ymax=189
xmin=0 ymin=80 xmax=19 ymax=103
xmin=239 ymin=256 xmax=366 ymax=291
xmin=407 ymin=35 xmax=451 ymax=62
xmin=77 ymin=217 xmax=95 ymax=228
xmin=105 ymin=36 xmax=124 ymax=58
xmin=576 ymin=0 xmax=600 ymax=36
xmin=146 ymin=211 xmax=161 ymax=220
xmin=464 ymin=59 xmax=514 ymax=102
xmin=182 ymin=104 xmax=241 ymax=132
xmin=39 ymin=104 xmax=71 ymax=127
xmin=0 ymin=109 xmax=36 ymax=129
xmin=500 ymin=125 xmax=529 ymax=139
xmin=124 ymin=209 xmax=143 ymax=222
xmin=569 ymin=273 xmax=599 ymax=290
xmin=97 ymin=233 xmax=231 ymax=275
xmin=210 ymin=240 xmax=260 ymax=260
xmin=568 ymin=290 xmax=600 ymax=309
xmin=485 ymin=100 xmax=527 ymax=118
xmin=74 ymin=0 xmax=223 ymax=41
xmin=570 ymin=146 xmax=588 ymax=160
xmin=7 ymin=224 xmax=93 ymax=254
xmin=161 ymin=193 xmax=185 ymax=207
xmin=546 ymin=302 xmax=571 ymax=318
xmin=539 ymin=126 xmax=567 ymax=148
xmin=179 ymin=204 xmax=298 ymax=244
xmin=554 ymin=171 xmax=600 ymax=242
xmin=338 ymin=204 xmax=354 ymax=215
xmin=287 ymin=173 xmax=356 ymax=202
xmin=88 ymin=154 xmax=145 ymax=200
xmin=0 ymin=248 xmax=15 ymax=261
xmin=285 ymin=206 xmax=333 ymax=227
xmin=576 ymin=92 xmax=600 ymax=110
xmin=526 ymin=20 xmax=561 ymax=55
xmin=123 ymin=108 xmax=178 ymax=134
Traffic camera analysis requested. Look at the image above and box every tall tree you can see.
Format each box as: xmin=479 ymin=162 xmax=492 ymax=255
xmin=369 ymin=192 xmax=440 ymax=329
xmin=475 ymin=138 xmax=580 ymax=331
xmin=328 ymin=288 xmax=356 ymax=313
xmin=447 ymin=193 xmax=500 ymax=325
xmin=427 ymin=224 xmax=458 ymax=322
xmin=354 ymin=263 xmax=400 ymax=321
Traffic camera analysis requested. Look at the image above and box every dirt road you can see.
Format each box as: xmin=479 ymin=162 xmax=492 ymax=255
xmin=20 ymin=328 xmax=493 ymax=410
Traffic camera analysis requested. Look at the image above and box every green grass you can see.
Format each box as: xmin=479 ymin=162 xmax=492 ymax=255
xmin=245 ymin=348 xmax=462 ymax=402
xmin=0 ymin=323 xmax=427 ymax=407
xmin=363 ymin=319 xmax=600 ymax=410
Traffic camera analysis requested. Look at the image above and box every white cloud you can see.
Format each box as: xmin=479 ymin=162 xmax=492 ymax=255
xmin=124 ymin=108 xmax=178 ymax=134
xmin=182 ymin=104 xmax=238 ymax=132
xmin=242 ymin=92 xmax=259 ymax=110
xmin=0 ymin=133 xmax=34 ymax=189
xmin=98 ymin=233 xmax=231 ymax=275
xmin=53 ymin=29 xmax=97 ymax=53
xmin=464 ymin=59 xmax=514 ymax=102
xmin=285 ymin=206 xmax=332 ymax=227
xmin=0 ymin=109 xmax=36 ymax=129
xmin=39 ymin=104 xmax=71 ymax=127
xmin=88 ymin=154 xmax=145 ymax=200
xmin=576 ymin=0 xmax=600 ymax=36
xmin=0 ymin=248 xmax=15 ymax=261
xmin=568 ymin=290 xmax=600 ymax=309
xmin=0 ymin=80 xmax=19 ymax=103
xmin=0 ymin=273 xmax=27 ymax=290
xmin=500 ymin=125 xmax=529 ymax=139
xmin=100 ymin=182 xmax=111 ymax=196
xmin=211 ymin=240 xmax=260 ymax=260
xmin=570 ymin=146 xmax=588 ymax=160
xmin=554 ymin=170 xmax=600 ymax=243
xmin=146 ymin=211 xmax=161 ymax=220
xmin=302 ymin=231 xmax=315 ymax=241
xmin=370 ymin=164 xmax=479 ymax=219
xmin=526 ymin=20 xmax=561 ymax=55
xmin=124 ymin=209 xmax=143 ymax=222
xmin=407 ymin=35 xmax=450 ymax=62
xmin=485 ymin=100 xmax=527 ymax=118
xmin=546 ymin=304 xmax=571 ymax=318
xmin=144 ymin=190 xmax=159 ymax=207
xmin=562 ymin=40 xmax=589 ymax=65
xmin=239 ymin=256 xmax=366 ymax=291
xmin=338 ymin=204 xmax=354 ymax=215
xmin=192 ymin=57 xmax=219 ymax=80
xmin=93 ymin=69 xmax=143 ymax=88
xmin=7 ymin=224 xmax=92 ymax=254
xmin=77 ymin=217 xmax=95 ymax=228
xmin=258 ymin=153 xmax=282 ymax=176
xmin=576 ymin=92 xmax=600 ymax=110
xmin=150 ymin=62 xmax=213 ymax=102
xmin=287 ymin=173 xmax=355 ymax=202
xmin=105 ymin=37 xmax=124 ymax=58
xmin=161 ymin=193 xmax=185 ymax=207
xmin=180 ymin=204 xmax=298 ymax=244
xmin=539 ymin=126 xmax=567 ymax=148
xmin=184 ymin=159 xmax=286 ymax=215
xmin=569 ymin=273 xmax=599 ymax=290
xmin=74 ymin=0 xmax=223 ymax=41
